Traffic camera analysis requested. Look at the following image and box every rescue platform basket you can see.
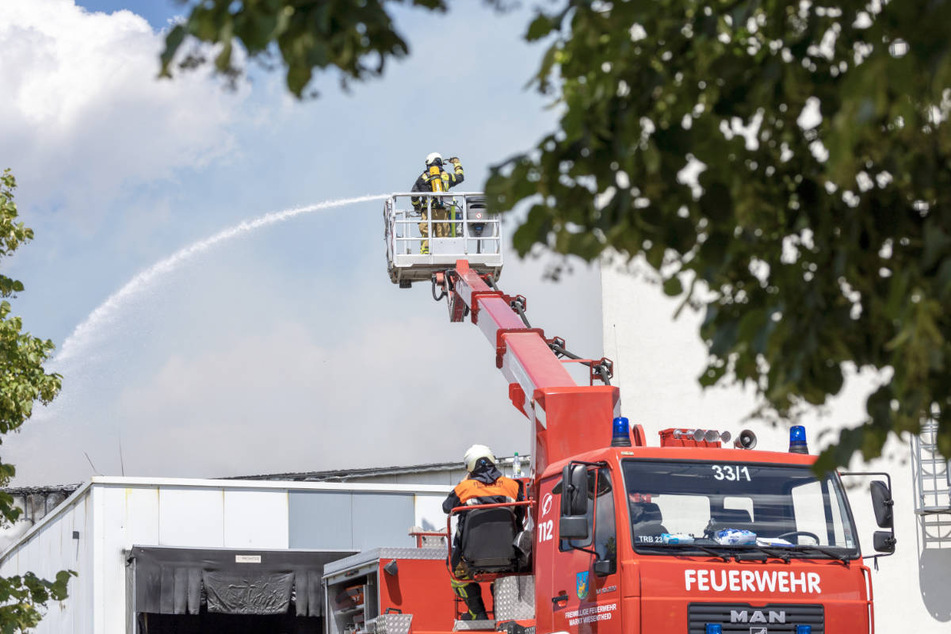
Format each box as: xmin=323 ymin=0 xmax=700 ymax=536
xmin=384 ymin=192 xmax=503 ymax=287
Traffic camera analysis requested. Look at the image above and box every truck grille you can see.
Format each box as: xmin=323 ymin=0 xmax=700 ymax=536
xmin=688 ymin=603 xmax=824 ymax=633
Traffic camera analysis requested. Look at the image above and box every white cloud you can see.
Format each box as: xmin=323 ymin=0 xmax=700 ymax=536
xmin=0 ymin=0 xmax=244 ymax=226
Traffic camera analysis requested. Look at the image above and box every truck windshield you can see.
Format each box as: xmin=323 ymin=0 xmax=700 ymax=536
xmin=621 ymin=459 xmax=859 ymax=559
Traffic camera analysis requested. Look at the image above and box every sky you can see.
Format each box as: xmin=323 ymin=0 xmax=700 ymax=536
xmin=0 ymin=0 xmax=606 ymax=486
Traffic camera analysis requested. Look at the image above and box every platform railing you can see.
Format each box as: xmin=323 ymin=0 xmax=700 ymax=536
xmin=384 ymin=192 xmax=503 ymax=286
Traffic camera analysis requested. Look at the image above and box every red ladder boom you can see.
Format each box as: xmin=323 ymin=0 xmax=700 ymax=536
xmin=442 ymin=260 xmax=620 ymax=478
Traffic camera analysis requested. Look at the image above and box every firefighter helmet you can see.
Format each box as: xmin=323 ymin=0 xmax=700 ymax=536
xmin=425 ymin=152 xmax=443 ymax=167
xmin=464 ymin=444 xmax=496 ymax=472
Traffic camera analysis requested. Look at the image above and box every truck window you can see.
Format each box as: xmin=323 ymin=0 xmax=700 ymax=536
xmin=620 ymin=459 xmax=860 ymax=558
xmin=651 ymin=495 xmax=709 ymax=536
xmin=559 ymin=467 xmax=616 ymax=561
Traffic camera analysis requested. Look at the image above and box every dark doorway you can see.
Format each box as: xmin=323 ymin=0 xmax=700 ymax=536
xmin=138 ymin=612 xmax=320 ymax=634
xmin=128 ymin=546 xmax=356 ymax=633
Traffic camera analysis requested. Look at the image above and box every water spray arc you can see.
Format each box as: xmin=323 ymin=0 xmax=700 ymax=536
xmin=54 ymin=194 xmax=389 ymax=369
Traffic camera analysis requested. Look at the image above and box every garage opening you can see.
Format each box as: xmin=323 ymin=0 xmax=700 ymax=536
xmin=128 ymin=546 xmax=355 ymax=634
xmin=138 ymin=612 xmax=318 ymax=634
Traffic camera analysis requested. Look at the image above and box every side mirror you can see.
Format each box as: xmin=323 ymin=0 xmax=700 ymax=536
xmin=593 ymin=558 xmax=616 ymax=577
xmin=873 ymin=530 xmax=896 ymax=554
xmin=560 ymin=464 xmax=589 ymax=540
xmin=870 ymin=480 xmax=894 ymax=529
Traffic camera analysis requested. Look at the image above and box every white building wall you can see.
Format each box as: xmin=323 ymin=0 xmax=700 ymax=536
xmin=602 ymin=263 xmax=951 ymax=632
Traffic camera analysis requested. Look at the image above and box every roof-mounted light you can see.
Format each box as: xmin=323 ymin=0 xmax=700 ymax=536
xmin=611 ymin=416 xmax=632 ymax=447
xmin=789 ymin=425 xmax=809 ymax=454
xmin=660 ymin=428 xmax=731 ymax=448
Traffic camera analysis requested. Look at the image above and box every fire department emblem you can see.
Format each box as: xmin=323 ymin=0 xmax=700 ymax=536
xmin=576 ymin=571 xmax=589 ymax=600
xmin=541 ymin=493 xmax=553 ymax=516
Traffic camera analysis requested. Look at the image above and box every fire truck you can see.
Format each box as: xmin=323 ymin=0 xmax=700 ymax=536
xmin=325 ymin=192 xmax=897 ymax=634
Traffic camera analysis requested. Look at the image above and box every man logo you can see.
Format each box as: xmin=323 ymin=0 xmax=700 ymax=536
xmin=749 ymin=628 xmax=767 ymax=634
xmin=730 ymin=609 xmax=787 ymax=624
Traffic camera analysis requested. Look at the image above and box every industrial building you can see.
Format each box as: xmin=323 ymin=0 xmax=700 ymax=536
xmin=0 ymin=460 xmax=525 ymax=632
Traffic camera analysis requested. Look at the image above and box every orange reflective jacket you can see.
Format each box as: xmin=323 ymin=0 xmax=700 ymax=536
xmin=453 ymin=476 xmax=521 ymax=506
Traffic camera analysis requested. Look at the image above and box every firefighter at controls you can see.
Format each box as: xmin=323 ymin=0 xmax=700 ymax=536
xmin=443 ymin=444 xmax=524 ymax=621
xmin=412 ymin=152 xmax=464 ymax=254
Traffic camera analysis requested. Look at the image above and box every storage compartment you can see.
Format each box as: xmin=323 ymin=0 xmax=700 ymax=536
xmin=323 ymin=548 xmax=456 ymax=634
xmin=325 ymin=573 xmax=376 ymax=634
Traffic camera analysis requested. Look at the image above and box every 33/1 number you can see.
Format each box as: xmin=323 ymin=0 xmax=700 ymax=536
xmin=711 ymin=465 xmax=751 ymax=482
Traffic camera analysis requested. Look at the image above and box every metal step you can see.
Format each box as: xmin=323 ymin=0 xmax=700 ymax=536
xmin=453 ymin=619 xmax=496 ymax=631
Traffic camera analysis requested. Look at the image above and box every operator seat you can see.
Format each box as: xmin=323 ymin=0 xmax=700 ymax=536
xmin=631 ymin=502 xmax=668 ymax=540
xmin=460 ymin=507 xmax=519 ymax=573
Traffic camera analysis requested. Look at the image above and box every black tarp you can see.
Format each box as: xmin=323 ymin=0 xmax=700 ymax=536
xmin=128 ymin=546 xmax=355 ymax=616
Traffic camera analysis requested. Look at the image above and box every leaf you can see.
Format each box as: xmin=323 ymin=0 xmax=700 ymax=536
xmin=159 ymin=25 xmax=186 ymax=76
xmin=662 ymin=276 xmax=683 ymax=297
xmin=526 ymin=14 xmax=554 ymax=42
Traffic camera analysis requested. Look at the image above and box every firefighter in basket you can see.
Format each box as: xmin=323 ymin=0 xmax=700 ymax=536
xmin=442 ymin=444 xmax=525 ymax=621
xmin=411 ymin=152 xmax=464 ymax=254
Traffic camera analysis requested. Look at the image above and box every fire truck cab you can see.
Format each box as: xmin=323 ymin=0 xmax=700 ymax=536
xmin=539 ymin=423 xmax=893 ymax=634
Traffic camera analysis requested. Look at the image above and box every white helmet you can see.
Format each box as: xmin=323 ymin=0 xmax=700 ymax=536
xmin=425 ymin=152 xmax=443 ymax=166
xmin=464 ymin=444 xmax=496 ymax=472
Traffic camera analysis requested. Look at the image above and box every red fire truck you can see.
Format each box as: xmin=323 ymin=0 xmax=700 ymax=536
xmin=331 ymin=193 xmax=897 ymax=634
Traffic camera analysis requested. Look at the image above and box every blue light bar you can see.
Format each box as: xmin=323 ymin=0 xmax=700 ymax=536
xmin=705 ymin=625 xmax=723 ymax=634
xmin=611 ymin=417 xmax=632 ymax=447
xmin=796 ymin=625 xmax=812 ymax=634
xmin=789 ymin=425 xmax=809 ymax=454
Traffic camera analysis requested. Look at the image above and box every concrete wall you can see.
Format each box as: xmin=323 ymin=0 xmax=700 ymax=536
xmin=1 ymin=477 xmax=452 ymax=634
xmin=601 ymin=262 xmax=951 ymax=632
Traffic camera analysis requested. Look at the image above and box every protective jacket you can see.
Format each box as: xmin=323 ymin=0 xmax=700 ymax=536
xmin=442 ymin=463 xmax=522 ymax=513
xmin=412 ymin=161 xmax=464 ymax=209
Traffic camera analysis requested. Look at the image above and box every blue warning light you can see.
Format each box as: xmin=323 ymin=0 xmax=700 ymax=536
xmin=789 ymin=425 xmax=809 ymax=454
xmin=611 ymin=417 xmax=632 ymax=447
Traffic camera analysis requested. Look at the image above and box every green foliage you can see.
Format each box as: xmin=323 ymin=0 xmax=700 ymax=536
xmin=0 ymin=170 xmax=72 ymax=630
xmin=161 ymin=0 xmax=518 ymax=96
xmin=159 ymin=1 xmax=951 ymax=468
xmin=485 ymin=0 xmax=951 ymax=469
xmin=161 ymin=0 xmax=452 ymax=96
xmin=0 ymin=571 xmax=76 ymax=633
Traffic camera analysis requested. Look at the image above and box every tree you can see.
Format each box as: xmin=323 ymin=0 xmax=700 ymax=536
xmin=161 ymin=0 xmax=951 ymax=469
xmin=0 ymin=169 xmax=74 ymax=630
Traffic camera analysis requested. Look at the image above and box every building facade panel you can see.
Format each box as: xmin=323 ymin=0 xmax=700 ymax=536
xmin=289 ymin=490 xmax=353 ymax=549
xmin=223 ymin=489 xmax=289 ymax=548
xmin=157 ymin=486 xmax=226 ymax=548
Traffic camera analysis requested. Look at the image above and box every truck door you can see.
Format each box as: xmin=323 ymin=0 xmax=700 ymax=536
xmin=534 ymin=475 xmax=559 ymax=634
xmin=538 ymin=465 xmax=621 ymax=634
